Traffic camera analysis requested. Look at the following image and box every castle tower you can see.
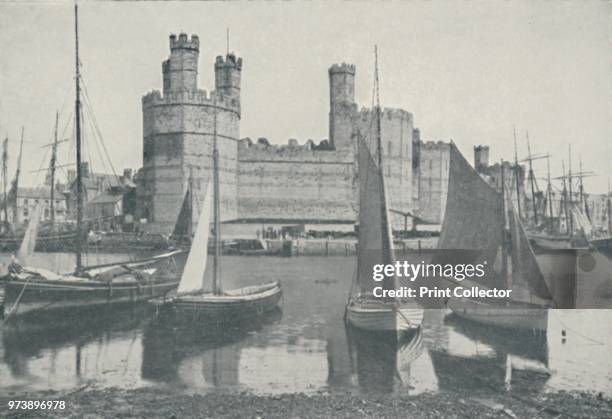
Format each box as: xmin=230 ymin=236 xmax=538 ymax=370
xmin=474 ymin=145 xmax=490 ymax=172
xmin=328 ymin=63 xmax=356 ymax=150
xmin=215 ymin=53 xmax=242 ymax=107
xmin=141 ymin=33 xmax=241 ymax=233
xmin=163 ymin=33 xmax=200 ymax=93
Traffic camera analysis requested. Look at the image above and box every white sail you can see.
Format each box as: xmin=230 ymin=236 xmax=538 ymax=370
xmin=17 ymin=202 xmax=43 ymax=265
xmin=177 ymin=180 xmax=212 ymax=294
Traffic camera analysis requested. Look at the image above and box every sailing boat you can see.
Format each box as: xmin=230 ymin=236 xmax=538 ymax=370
xmin=438 ymin=144 xmax=556 ymax=331
xmin=157 ymin=94 xmax=281 ymax=322
xmin=1 ymin=4 xmax=185 ymax=318
xmin=344 ymin=47 xmax=423 ymax=332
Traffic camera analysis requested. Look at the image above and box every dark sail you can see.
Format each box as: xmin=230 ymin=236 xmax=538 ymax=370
xmin=435 ymin=143 xmax=505 ymax=290
xmin=172 ymin=188 xmax=192 ymax=240
xmin=356 ymin=134 xmax=395 ymax=294
xmin=508 ymin=205 xmax=553 ymax=301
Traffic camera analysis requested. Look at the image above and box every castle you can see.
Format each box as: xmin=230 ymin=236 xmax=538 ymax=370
xmin=141 ymin=33 xmax=445 ymax=234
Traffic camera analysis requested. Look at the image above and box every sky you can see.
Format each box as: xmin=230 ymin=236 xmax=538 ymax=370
xmin=0 ymin=0 xmax=610 ymax=192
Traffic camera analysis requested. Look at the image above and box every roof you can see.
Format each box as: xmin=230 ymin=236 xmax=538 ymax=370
xmin=16 ymin=186 xmax=54 ymax=199
xmin=88 ymin=193 xmax=123 ymax=205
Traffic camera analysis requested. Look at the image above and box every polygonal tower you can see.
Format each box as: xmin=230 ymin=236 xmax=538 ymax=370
xmin=141 ymin=33 xmax=241 ymax=233
xmin=215 ymin=53 xmax=242 ymax=108
xmin=328 ymin=63 xmax=357 ymax=150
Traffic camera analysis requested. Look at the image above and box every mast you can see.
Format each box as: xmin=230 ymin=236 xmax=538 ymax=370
xmin=50 ymin=112 xmax=59 ymax=225
xmin=546 ymin=156 xmax=554 ymax=234
xmin=188 ymin=166 xmax=193 ymax=239
xmin=74 ymin=3 xmax=83 ymax=271
xmin=2 ymin=137 xmax=8 ymax=224
xmin=526 ymin=131 xmax=538 ymax=226
xmin=212 ymin=95 xmax=221 ymax=295
xmin=513 ymin=126 xmax=522 ymax=220
xmin=12 ymin=127 xmax=24 ymax=223
xmin=578 ymin=156 xmax=591 ymax=222
xmin=608 ymin=178 xmax=611 ymax=234
xmin=561 ymin=160 xmax=571 ymax=236
xmin=567 ymin=145 xmax=573 ymax=236
xmin=500 ymin=160 xmax=509 ymax=290
xmin=373 ymin=45 xmax=393 ymax=271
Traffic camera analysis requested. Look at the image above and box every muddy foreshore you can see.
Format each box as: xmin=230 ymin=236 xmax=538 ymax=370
xmin=1 ymin=388 xmax=610 ymax=418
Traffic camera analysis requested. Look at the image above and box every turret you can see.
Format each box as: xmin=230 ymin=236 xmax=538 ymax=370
xmin=215 ymin=53 xmax=242 ymax=105
xmin=328 ymin=63 xmax=356 ymax=150
xmin=474 ymin=145 xmax=490 ymax=172
xmin=162 ymin=33 xmax=199 ymax=94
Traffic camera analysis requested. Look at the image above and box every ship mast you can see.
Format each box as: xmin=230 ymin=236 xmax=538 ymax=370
xmin=608 ymin=178 xmax=612 ymax=234
xmin=12 ymin=127 xmax=24 ymax=223
xmin=567 ymin=145 xmax=573 ymax=235
xmin=546 ymin=156 xmax=554 ymax=234
xmin=74 ymin=3 xmax=83 ymax=271
xmin=2 ymin=137 xmax=8 ymax=225
xmin=49 ymin=112 xmax=59 ymax=225
xmin=212 ymin=95 xmax=221 ymax=295
xmin=525 ymin=131 xmax=538 ymax=226
xmin=373 ymin=46 xmax=393 ymax=273
xmin=512 ymin=126 xmax=522 ymax=220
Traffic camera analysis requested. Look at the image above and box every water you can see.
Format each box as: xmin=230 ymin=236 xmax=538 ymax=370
xmin=0 ymin=255 xmax=611 ymax=397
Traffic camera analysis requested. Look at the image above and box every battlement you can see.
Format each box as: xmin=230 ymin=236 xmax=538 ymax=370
xmin=357 ymin=106 xmax=413 ymax=122
xmin=142 ymin=89 xmax=240 ymax=112
xmin=215 ymin=53 xmax=243 ymax=70
xmin=170 ymin=33 xmax=200 ymax=51
xmin=329 ymin=63 xmax=356 ymax=75
xmin=237 ymin=137 xmax=353 ymax=163
xmin=420 ymin=140 xmax=452 ymax=150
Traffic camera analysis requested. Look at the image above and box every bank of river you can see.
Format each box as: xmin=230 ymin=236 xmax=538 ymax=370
xmin=1 ymin=388 xmax=609 ymax=418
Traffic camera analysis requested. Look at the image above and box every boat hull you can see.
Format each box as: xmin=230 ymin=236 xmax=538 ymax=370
xmin=447 ymin=296 xmax=548 ymax=332
xmin=169 ymin=281 xmax=282 ymax=322
xmin=345 ymin=301 xmax=423 ymax=332
xmin=2 ymin=251 xmax=185 ymax=317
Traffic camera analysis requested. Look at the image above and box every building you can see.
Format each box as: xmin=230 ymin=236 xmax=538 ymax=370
xmin=141 ymin=33 xmax=416 ymax=234
xmin=5 ymin=185 xmax=68 ymax=225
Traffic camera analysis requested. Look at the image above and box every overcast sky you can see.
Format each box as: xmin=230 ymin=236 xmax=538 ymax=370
xmin=0 ymin=1 xmax=610 ymax=192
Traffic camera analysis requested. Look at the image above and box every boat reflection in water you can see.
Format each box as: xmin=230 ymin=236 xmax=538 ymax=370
xmin=1 ymin=303 xmax=151 ymax=388
xmin=429 ymin=313 xmax=550 ymax=395
xmin=345 ymin=324 xmax=425 ymax=394
xmin=141 ymin=308 xmax=282 ymax=387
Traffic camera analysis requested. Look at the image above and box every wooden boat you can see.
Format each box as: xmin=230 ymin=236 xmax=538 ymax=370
xmin=1 ymin=5 xmax=185 ymax=319
xmin=153 ymin=94 xmax=282 ymax=323
xmin=345 ymin=47 xmax=422 ymax=332
xmin=436 ymin=144 xmax=557 ymax=332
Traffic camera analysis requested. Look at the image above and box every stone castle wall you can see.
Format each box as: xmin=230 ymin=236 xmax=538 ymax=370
xmin=416 ymin=141 xmax=451 ymax=224
xmin=142 ymin=33 xmax=421 ymax=233
xmin=237 ymin=141 xmax=356 ymax=221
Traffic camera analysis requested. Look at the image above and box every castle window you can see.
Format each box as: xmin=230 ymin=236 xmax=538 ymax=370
xmin=388 ymin=141 xmax=392 ymax=156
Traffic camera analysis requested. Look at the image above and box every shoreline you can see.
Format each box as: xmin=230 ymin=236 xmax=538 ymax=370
xmin=1 ymin=388 xmax=609 ymax=418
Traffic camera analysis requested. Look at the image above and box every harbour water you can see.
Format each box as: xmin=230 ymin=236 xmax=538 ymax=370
xmin=0 ymin=254 xmax=610 ymax=397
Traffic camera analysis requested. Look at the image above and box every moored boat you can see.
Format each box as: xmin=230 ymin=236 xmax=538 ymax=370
xmin=152 ymin=93 xmax=282 ymax=323
xmin=436 ymin=144 xmax=556 ymax=332
xmin=1 ymin=5 xmax=186 ymax=319
xmin=345 ymin=47 xmax=422 ymax=332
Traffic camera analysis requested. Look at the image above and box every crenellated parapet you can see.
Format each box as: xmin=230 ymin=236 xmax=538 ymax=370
xmin=215 ymin=53 xmax=242 ymax=70
xmin=238 ymin=137 xmax=353 ymax=163
xmin=328 ymin=63 xmax=356 ymax=75
xmin=420 ymin=140 xmax=452 ymax=150
xmin=170 ymin=33 xmax=200 ymax=51
xmin=142 ymin=88 xmax=240 ymax=115
xmin=356 ymin=106 xmax=414 ymax=122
